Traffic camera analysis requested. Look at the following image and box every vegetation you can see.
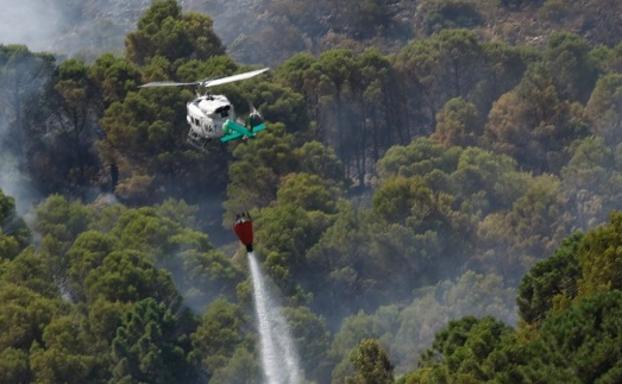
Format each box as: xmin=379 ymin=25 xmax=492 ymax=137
xmin=1 ymin=0 xmax=621 ymax=382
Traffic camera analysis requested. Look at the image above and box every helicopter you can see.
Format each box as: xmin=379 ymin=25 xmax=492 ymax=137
xmin=139 ymin=68 xmax=270 ymax=148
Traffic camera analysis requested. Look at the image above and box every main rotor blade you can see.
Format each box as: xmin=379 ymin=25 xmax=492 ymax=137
xmin=138 ymin=81 xmax=200 ymax=88
xmin=138 ymin=68 xmax=269 ymax=89
xmin=202 ymin=68 xmax=269 ymax=88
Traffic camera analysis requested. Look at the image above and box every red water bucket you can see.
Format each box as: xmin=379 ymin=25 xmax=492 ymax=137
xmin=233 ymin=216 xmax=253 ymax=252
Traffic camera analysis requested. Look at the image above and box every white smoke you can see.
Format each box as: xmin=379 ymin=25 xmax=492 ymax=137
xmin=0 ymin=118 xmax=39 ymax=214
xmin=0 ymin=0 xmax=266 ymax=62
xmin=0 ymin=0 xmax=149 ymax=59
xmin=0 ymin=153 xmax=38 ymax=214
xmin=0 ymin=0 xmax=64 ymax=52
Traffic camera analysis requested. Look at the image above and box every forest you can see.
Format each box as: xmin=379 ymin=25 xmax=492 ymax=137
xmin=1 ymin=0 xmax=622 ymax=383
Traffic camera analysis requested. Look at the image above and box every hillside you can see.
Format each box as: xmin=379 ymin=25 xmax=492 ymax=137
xmin=2 ymin=0 xmax=620 ymax=64
xmin=1 ymin=0 xmax=622 ymax=383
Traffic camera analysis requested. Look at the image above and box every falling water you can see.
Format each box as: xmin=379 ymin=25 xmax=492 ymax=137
xmin=247 ymin=252 xmax=303 ymax=384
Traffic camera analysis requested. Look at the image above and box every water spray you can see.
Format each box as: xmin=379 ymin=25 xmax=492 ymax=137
xmin=234 ymin=213 xmax=303 ymax=383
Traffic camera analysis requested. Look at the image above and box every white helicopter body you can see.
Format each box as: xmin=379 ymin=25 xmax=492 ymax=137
xmin=186 ymin=94 xmax=235 ymax=142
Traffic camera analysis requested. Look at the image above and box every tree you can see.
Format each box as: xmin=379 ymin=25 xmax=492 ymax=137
xmin=351 ymin=48 xmax=404 ymax=181
xmin=560 ymin=136 xmax=622 ymax=228
xmin=33 ymin=195 xmax=92 ymax=250
xmin=517 ymin=232 xmax=583 ymax=324
xmin=277 ymin=173 xmax=342 ymax=213
xmin=84 ymin=249 xmax=178 ymax=305
xmin=125 ymin=0 xmax=224 ymax=67
xmin=0 ymin=189 xmax=30 ymax=260
xmin=224 ymin=123 xmax=296 ymax=221
xmin=345 ymin=339 xmax=393 ymax=384
xmin=372 ymin=176 xmax=435 ymax=225
xmin=586 ymin=73 xmax=622 ymax=145
xmin=297 ymin=47 xmax=401 ymax=183
xmin=534 ymin=291 xmax=622 ymax=383
xmin=89 ymin=54 xmax=141 ymax=107
xmin=405 ymin=314 xmax=577 ymax=383
xmin=255 ymin=202 xmax=332 ymax=285
xmin=477 ymin=175 xmax=573 ymax=280
xmin=65 ymin=231 xmax=118 ymax=301
xmin=394 ymin=29 xmax=484 ymax=127
xmin=330 ymin=310 xmax=390 ymax=364
xmin=450 ymin=146 xmax=528 ymax=214
xmin=485 ymin=64 xmax=588 ymax=172
xmin=294 ymin=141 xmax=345 ymax=184
xmin=238 ymin=80 xmax=309 ymax=132
xmin=32 ymin=195 xmax=94 ymax=282
xmin=178 ymin=248 xmax=244 ymax=310
xmin=0 ymin=282 xmax=60 ymax=352
xmin=282 ymin=306 xmax=331 ymax=382
xmin=376 ymin=138 xmax=528 ymax=217
xmin=545 ymin=32 xmax=598 ymax=102
xmin=432 ymin=97 xmax=481 ymax=147
xmin=29 ymin=314 xmax=107 ymax=384
xmin=415 ymin=316 xmax=514 ymax=383
xmin=175 ymin=55 xmax=237 ymax=83
xmin=275 ymin=52 xmax=317 ymax=103
xmin=590 ymin=42 xmax=622 ymax=73
xmin=108 ymin=206 xmax=209 ymax=260
xmin=419 ymin=0 xmax=484 ymax=35
xmin=207 ymin=347 xmax=260 ymax=384
xmin=333 ymin=0 xmax=393 ymax=39
xmin=2 ymin=248 xmax=56 ymax=297
xmin=276 ymin=48 xmax=403 ymax=182
xmin=577 ymin=212 xmax=622 ymax=296
xmin=476 ymin=41 xmax=529 ymax=114
xmin=306 ymin=200 xmax=468 ymax=319
xmin=191 ymin=299 xmax=249 ymax=375
xmin=85 ymin=298 xmax=129 ymax=346
xmin=0 ymin=347 xmax=30 ymax=384
xmin=392 ymin=271 xmax=516 ymax=371
xmin=376 ymin=137 xmax=461 ymax=181
xmin=310 ymin=49 xmax=358 ymax=169
xmin=110 ymin=298 xmax=196 ymax=384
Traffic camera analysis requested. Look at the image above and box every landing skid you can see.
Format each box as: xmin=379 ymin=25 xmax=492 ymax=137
xmin=187 ymin=130 xmax=212 ymax=152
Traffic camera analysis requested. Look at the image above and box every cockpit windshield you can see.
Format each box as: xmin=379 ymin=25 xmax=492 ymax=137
xmin=214 ymin=105 xmax=231 ymax=118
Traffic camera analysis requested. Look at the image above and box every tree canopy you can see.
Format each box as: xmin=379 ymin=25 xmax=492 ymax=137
xmin=1 ymin=0 xmax=622 ymax=382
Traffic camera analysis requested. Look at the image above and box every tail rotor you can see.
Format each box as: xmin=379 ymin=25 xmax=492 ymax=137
xmin=247 ymin=101 xmax=264 ymax=130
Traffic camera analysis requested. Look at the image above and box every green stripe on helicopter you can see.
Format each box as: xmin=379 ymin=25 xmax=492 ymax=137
xmin=220 ymin=120 xmax=267 ymax=143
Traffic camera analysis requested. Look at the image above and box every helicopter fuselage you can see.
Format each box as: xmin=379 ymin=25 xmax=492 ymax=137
xmin=186 ymin=94 xmax=235 ymax=142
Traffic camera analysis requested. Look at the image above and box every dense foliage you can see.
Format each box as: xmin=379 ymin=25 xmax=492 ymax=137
xmin=1 ymin=0 xmax=622 ymax=383
xmin=402 ymin=213 xmax=622 ymax=383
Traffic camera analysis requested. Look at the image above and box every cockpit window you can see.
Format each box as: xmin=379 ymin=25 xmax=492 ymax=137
xmin=214 ymin=105 xmax=231 ymax=118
